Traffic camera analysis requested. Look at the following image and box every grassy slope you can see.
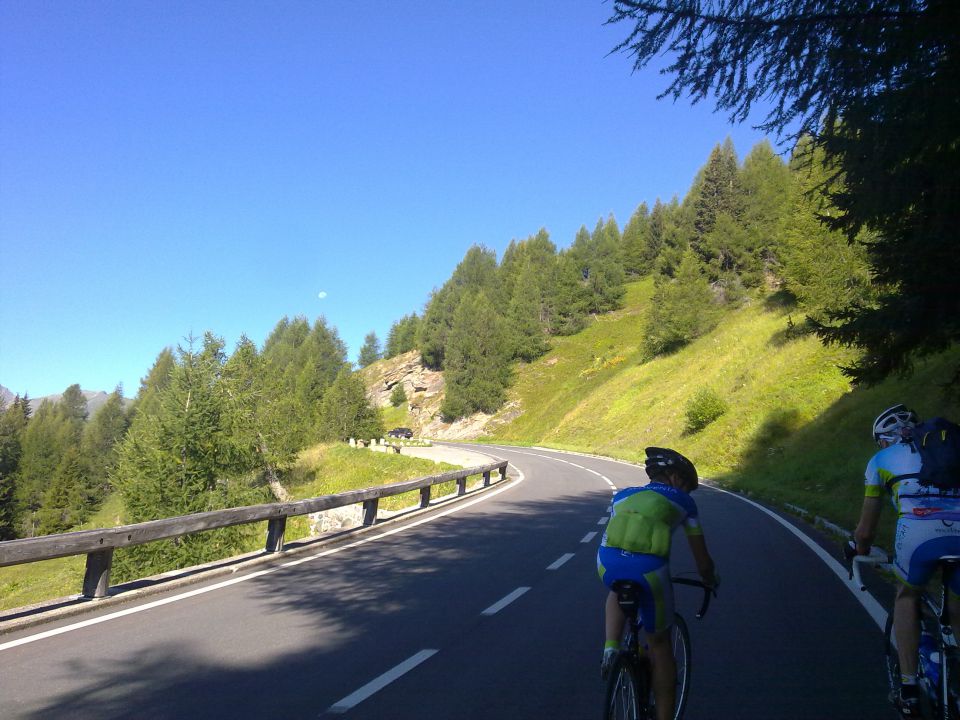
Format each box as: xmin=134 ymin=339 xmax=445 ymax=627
xmin=488 ymin=278 xmax=960 ymax=549
xmin=0 ymin=445 xmax=458 ymax=612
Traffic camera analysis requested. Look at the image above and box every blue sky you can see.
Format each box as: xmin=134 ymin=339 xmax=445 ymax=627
xmin=0 ymin=1 xmax=777 ymax=400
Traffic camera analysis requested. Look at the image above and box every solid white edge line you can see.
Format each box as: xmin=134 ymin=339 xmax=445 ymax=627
xmin=547 ymin=553 xmax=575 ymax=571
xmin=481 ymin=586 xmax=531 ymax=616
xmin=1 ymin=458 xmax=525 ymax=653
xmin=581 ymin=532 xmax=598 ymax=543
xmin=326 ymin=649 xmax=438 ymax=715
xmin=709 ymin=485 xmax=888 ymax=631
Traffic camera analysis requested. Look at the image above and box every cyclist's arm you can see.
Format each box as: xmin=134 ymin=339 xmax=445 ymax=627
xmin=854 ymin=496 xmax=882 ymax=555
xmin=685 ymin=533 xmax=717 ymax=587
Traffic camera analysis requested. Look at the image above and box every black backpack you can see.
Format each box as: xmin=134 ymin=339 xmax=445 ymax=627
xmin=890 ymin=417 xmax=960 ymax=491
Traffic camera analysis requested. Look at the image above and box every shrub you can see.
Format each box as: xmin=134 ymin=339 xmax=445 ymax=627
xmin=389 ymin=383 xmax=408 ymax=407
xmin=684 ymin=387 xmax=729 ymax=434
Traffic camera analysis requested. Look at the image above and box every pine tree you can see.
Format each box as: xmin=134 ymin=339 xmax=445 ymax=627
xmin=130 ymin=348 xmax=175 ymax=421
xmin=113 ymin=334 xmax=264 ymax=580
xmin=689 ymin=139 xmax=743 ymax=262
xmin=37 ymin=446 xmax=87 ymax=535
xmin=357 ymin=331 xmax=382 ymax=368
xmin=621 ymin=203 xmax=652 ymax=277
xmin=318 ymin=366 xmax=384 ymax=441
xmin=780 ymin=137 xmax=873 ymax=322
xmin=508 ymin=259 xmax=550 ymax=362
xmin=739 ymin=140 xmax=792 ymax=283
xmin=644 ymin=250 xmax=720 ymax=356
xmin=0 ymin=397 xmax=29 ymax=539
xmin=385 ymin=314 xmax=420 ymax=358
xmin=81 ymin=387 xmax=129 ymax=505
xmin=441 ymin=292 xmax=512 ymax=420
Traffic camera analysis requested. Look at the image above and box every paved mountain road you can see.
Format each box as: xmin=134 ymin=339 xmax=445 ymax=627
xmin=0 ymin=444 xmax=895 ymax=719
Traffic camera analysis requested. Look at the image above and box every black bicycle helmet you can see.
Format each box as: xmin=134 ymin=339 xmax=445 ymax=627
xmin=645 ymin=447 xmax=698 ymax=489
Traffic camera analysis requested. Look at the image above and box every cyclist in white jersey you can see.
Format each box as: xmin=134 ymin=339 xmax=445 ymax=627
xmin=855 ymin=404 xmax=960 ymax=718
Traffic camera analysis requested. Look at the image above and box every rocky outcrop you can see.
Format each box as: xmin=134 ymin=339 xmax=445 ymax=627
xmin=360 ymin=351 xmax=522 ymax=441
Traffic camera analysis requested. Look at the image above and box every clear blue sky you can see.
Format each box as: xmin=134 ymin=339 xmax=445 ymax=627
xmin=0 ymin=1 xmax=777 ymax=400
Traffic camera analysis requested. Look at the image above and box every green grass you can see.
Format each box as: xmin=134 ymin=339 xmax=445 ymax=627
xmin=0 ymin=445 xmax=461 ymax=612
xmin=0 ymin=494 xmax=126 ymax=612
xmin=487 ymin=278 xmax=960 ymax=549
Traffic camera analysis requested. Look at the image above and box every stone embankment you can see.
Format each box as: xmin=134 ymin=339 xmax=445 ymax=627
xmin=360 ymin=350 xmax=522 ymax=440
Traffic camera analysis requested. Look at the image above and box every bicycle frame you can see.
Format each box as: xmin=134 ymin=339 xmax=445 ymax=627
xmin=604 ymin=576 xmax=714 ymax=720
xmin=852 ymin=549 xmax=960 ymax=720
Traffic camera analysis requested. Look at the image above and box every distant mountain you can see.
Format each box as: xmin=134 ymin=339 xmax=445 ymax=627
xmin=0 ymin=384 xmax=130 ymax=417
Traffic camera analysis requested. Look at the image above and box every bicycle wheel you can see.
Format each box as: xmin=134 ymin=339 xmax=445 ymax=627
xmin=604 ymin=654 xmax=651 ymax=720
xmin=884 ymin=612 xmax=900 ymax=707
xmin=671 ymin=614 xmax=692 ymax=720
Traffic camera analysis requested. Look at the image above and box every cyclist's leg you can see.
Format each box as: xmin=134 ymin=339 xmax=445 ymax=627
xmin=633 ymin=562 xmax=675 ymax=720
xmin=894 ymin=583 xmax=921 ymax=679
xmin=647 ymin=629 xmax=676 ymax=720
xmin=893 ymin=527 xmax=960 ymax=680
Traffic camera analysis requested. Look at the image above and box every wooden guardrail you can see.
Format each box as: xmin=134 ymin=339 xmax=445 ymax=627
xmin=0 ymin=460 xmax=509 ymax=600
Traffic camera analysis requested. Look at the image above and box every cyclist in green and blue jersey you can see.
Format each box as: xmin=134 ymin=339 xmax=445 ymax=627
xmin=597 ymin=447 xmax=717 ymax=720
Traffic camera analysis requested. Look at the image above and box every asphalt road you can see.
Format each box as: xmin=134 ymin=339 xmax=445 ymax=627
xmin=0 ymin=444 xmax=896 ymax=719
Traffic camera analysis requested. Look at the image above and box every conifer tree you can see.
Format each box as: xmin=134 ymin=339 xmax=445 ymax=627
xmin=0 ymin=397 xmax=28 ymax=539
xmin=385 ymin=314 xmax=421 ymax=358
xmin=81 ymin=388 xmax=129 ymax=507
xmin=621 ymin=203 xmax=652 ymax=276
xmin=318 ymin=366 xmax=384 ymax=441
xmin=357 ymin=331 xmax=382 ymax=368
xmin=644 ymin=250 xmax=720 ymax=356
xmin=780 ymin=137 xmax=873 ymax=322
xmin=389 ymin=382 xmax=408 ymax=408
xmin=130 ymin=348 xmax=175 ymax=421
xmin=37 ymin=446 xmax=87 ymax=535
xmin=441 ymin=292 xmax=512 ymax=420
xmin=508 ymin=259 xmax=550 ymax=362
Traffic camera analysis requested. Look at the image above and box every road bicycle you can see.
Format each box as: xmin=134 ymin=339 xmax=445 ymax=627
xmin=603 ymin=576 xmax=715 ymax=720
xmin=851 ymin=547 xmax=960 ymax=719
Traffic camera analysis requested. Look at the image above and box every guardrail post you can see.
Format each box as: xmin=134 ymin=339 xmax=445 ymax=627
xmin=457 ymin=477 xmax=467 ymax=496
xmin=362 ymin=499 xmax=378 ymax=526
xmin=419 ymin=487 xmax=431 ymax=508
xmin=265 ymin=517 xmax=287 ymax=553
xmin=483 ymin=470 xmax=491 ymax=487
xmin=82 ymin=548 xmax=114 ymax=599
xmin=499 ymin=464 xmax=507 ymax=482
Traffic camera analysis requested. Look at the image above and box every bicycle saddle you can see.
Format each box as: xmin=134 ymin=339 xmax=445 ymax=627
xmin=611 ymin=580 xmax=643 ymax=616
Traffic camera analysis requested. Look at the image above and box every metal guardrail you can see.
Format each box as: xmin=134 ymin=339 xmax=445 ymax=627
xmin=0 ymin=461 xmax=509 ymax=599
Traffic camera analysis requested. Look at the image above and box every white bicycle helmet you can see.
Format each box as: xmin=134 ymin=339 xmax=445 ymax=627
xmin=872 ymin=404 xmax=918 ymax=446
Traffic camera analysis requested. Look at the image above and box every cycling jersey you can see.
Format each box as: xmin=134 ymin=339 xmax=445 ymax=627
xmin=597 ymin=483 xmax=702 ymax=633
xmin=865 ymin=440 xmax=960 ymax=589
xmin=600 ymin=483 xmax=702 ymax=556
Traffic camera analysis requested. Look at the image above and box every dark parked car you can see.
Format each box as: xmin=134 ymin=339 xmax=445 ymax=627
xmin=387 ymin=427 xmax=414 ymax=439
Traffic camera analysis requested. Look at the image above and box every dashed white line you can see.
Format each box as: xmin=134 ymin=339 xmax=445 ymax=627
xmin=598 ymin=516 xmax=609 ymax=525
xmin=581 ymin=532 xmax=598 ymax=543
xmin=327 ymin=649 xmax=438 ymax=714
xmin=481 ymin=587 xmax=531 ymax=616
xmin=547 ymin=553 xmax=575 ymax=570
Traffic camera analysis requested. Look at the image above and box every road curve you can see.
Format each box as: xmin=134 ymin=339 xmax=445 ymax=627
xmin=0 ymin=444 xmax=895 ymax=719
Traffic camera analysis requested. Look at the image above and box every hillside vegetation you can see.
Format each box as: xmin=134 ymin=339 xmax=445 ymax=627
xmin=484 ymin=278 xmax=960 ymax=549
xmin=0 ymin=444 xmax=457 ymax=612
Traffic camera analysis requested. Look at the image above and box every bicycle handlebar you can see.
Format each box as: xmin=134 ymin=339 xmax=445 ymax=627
xmin=672 ymin=577 xmax=716 ymax=619
xmin=846 ymin=541 xmax=891 ymax=591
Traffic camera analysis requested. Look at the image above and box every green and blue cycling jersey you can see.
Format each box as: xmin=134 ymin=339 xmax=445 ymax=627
xmin=597 ymin=482 xmax=702 ymax=633
xmin=600 ymin=482 xmax=702 ymax=556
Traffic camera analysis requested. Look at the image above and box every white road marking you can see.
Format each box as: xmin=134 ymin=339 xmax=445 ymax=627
xmin=581 ymin=532 xmax=598 ymax=543
xmin=598 ymin=516 xmax=609 ymax=525
xmin=547 ymin=553 xmax=575 ymax=570
xmin=326 ymin=649 xmax=438 ymax=715
xmin=0 ymin=460 xmax=525 ymax=653
xmin=481 ymin=586 xmax=531 ymax=616
xmin=710 ymin=485 xmax=888 ymax=631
